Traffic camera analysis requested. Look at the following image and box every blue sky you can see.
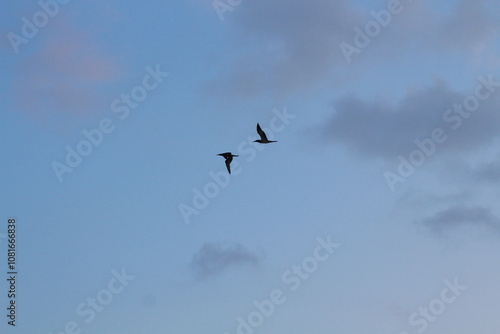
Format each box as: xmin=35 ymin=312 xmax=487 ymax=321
xmin=2 ymin=0 xmax=500 ymax=333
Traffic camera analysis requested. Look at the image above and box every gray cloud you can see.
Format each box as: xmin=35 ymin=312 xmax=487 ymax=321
xmin=190 ymin=242 xmax=262 ymax=279
xmin=471 ymin=160 xmax=500 ymax=183
xmin=205 ymin=0 xmax=500 ymax=98
xmin=437 ymin=0 xmax=499 ymax=53
xmin=205 ymin=0 xmax=361 ymax=97
xmin=320 ymin=80 xmax=500 ymax=159
xmin=418 ymin=205 xmax=500 ymax=234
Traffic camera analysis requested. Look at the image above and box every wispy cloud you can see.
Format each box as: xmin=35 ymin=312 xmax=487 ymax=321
xmin=190 ymin=242 xmax=262 ymax=280
xmin=319 ymin=80 xmax=500 ymax=159
xmin=204 ymin=0 xmax=500 ymax=99
xmin=437 ymin=0 xmax=499 ymax=54
xmin=471 ymin=159 xmax=500 ymax=183
xmin=205 ymin=0 xmax=361 ymax=97
xmin=11 ymin=18 xmax=120 ymax=120
xmin=418 ymin=205 xmax=500 ymax=235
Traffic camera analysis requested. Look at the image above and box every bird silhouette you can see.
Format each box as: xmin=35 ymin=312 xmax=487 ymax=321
xmin=253 ymin=123 xmax=277 ymax=144
xmin=217 ymin=152 xmax=238 ymax=174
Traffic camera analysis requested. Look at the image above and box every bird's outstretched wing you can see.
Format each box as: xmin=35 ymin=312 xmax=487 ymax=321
xmin=219 ymin=152 xmax=232 ymax=159
xmin=256 ymin=123 xmax=268 ymax=141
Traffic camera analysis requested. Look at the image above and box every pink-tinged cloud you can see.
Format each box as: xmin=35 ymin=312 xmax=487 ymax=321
xmin=12 ymin=19 xmax=121 ymax=120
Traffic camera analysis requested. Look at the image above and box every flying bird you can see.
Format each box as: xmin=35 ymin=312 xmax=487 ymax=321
xmin=254 ymin=123 xmax=277 ymax=144
xmin=217 ymin=152 xmax=238 ymax=174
